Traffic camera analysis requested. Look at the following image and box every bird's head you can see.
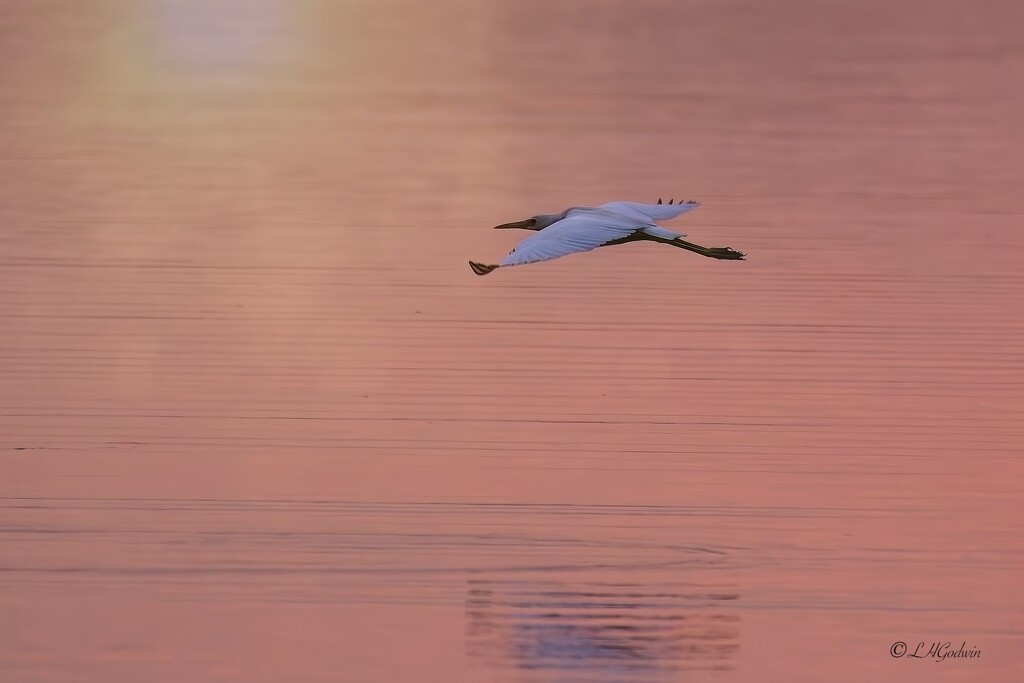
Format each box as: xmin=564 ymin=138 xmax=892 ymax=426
xmin=493 ymin=212 xmax=564 ymax=231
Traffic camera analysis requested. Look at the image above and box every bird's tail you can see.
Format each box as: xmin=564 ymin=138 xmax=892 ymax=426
xmin=469 ymin=261 xmax=499 ymax=276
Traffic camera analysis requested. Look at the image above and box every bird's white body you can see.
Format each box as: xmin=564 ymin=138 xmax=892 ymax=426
xmin=499 ymin=201 xmax=696 ymax=268
xmin=469 ymin=199 xmax=743 ymax=276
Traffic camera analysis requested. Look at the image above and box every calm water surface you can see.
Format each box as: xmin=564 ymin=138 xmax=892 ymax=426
xmin=2 ymin=1 xmax=1022 ymax=681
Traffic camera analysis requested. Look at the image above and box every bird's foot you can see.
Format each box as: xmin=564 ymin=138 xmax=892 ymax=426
xmin=708 ymin=247 xmax=745 ymax=260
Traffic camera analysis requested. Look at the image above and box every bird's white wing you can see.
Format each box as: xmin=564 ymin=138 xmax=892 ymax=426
xmin=499 ymin=211 xmax=657 ymax=267
xmin=600 ymin=200 xmax=699 ymax=221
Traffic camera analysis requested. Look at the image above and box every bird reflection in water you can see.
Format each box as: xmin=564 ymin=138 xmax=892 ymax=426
xmin=466 ymin=579 xmax=739 ymax=680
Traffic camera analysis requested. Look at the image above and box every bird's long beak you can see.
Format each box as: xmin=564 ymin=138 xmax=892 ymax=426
xmin=493 ymin=218 xmax=536 ymax=229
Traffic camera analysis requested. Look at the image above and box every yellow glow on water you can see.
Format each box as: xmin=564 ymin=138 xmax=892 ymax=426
xmin=147 ymin=0 xmax=287 ymax=73
xmin=50 ymin=1 xmax=324 ymax=270
xmin=82 ymin=0 xmax=298 ymax=97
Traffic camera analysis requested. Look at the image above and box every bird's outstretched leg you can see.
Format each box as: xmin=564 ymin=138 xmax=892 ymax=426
xmin=659 ymin=237 xmax=745 ymax=260
xmin=469 ymin=261 xmax=500 ymax=275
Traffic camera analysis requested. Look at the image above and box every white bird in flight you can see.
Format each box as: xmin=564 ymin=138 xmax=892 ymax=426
xmin=469 ymin=198 xmax=744 ymax=276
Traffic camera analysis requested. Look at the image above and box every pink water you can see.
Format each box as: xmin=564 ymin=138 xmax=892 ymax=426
xmin=2 ymin=1 xmax=1022 ymax=681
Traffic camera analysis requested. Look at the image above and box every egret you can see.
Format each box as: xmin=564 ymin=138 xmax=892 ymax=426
xmin=469 ymin=199 xmax=744 ymax=275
